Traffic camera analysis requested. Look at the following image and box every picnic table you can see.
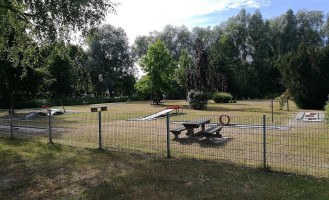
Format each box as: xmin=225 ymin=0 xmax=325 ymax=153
xmin=182 ymin=119 xmax=211 ymax=137
xmin=170 ymin=118 xmax=223 ymax=141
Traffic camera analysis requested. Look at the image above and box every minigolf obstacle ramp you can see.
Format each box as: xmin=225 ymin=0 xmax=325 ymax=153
xmin=127 ymin=109 xmax=175 ymax=121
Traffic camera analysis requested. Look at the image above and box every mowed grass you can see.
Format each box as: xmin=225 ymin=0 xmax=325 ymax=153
xmin=61 ymin=99 xmax=302 ymax=118
xmin=0 ymin=99 xmax=321 ymax=122
xmin=0 ymin=138 xmax=328 ymax=200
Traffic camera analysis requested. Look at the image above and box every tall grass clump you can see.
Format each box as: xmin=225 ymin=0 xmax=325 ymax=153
xmin=213 ymin=92 xmax=233 ymax=103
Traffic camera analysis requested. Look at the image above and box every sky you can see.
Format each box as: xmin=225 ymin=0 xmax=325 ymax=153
xmin=106 ymin=0 xmax=329 ymax=45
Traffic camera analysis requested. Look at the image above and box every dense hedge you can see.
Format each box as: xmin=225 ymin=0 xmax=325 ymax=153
xmin=0 ymin=96 xmax=142 ymax=109
xmin=188 ymin=90 xmax=208 ymax=110
xmin=213 ymin=92 xmax=233 ymax=103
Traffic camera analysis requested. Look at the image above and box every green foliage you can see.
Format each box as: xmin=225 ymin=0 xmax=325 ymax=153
xmin=188 ymin=90 xmax=208 ymax=110
xmin=175 ymin=49 xmax=193 ymax=88
xmin=213 ymin=92 xmax=233 ymax=103
xmin=48 ymin=49 xmax=74 ymax=97
xmin=0 ymin=0 xmax=117 ymax=70
xmin=276 ymin=94 xmax=287 ymax=110
xmin=1 ymin=0 xmax=117 ymax=42
xmin=280 ymin=42 xmax=329 ymax=109
xmin=134 ymin=75 xmax=152 ymax=100
xmin=0 ymin=96 xmax=141 ymax=109
xmin=210 ymin=34 xmax=245 ymax=97
xmin=132 ymin=25 xmax=193 ymax=62
xmin=87 ymin=24 xmax=136 ymax=96
xmin=140 ymin=38 xmax=176 ymax=99
xmin=0 ymin=0 xmax=117 ymax=109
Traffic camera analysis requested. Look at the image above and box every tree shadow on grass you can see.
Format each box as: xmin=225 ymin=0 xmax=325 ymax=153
xmin=173 ymin=137 xmax=233 ymax=148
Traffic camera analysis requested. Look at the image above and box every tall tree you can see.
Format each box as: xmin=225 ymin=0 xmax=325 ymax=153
xmin=175 ymin=49 xmax=194 ymax=89
xmin=48 ymin=48 xmax=74 ymax=97
xmin=131 ymin=36 xmax=150 ymax=60
xmin=139 ymin=38 xmax=176 ymax=104
xmin=210 ymin=34 xmax=244 ymax=97
xmin=247 ymin=10 xmax=271 ymax=96
xmin=0 ymin=19 xmax=41 ymax=109
xmin=280 ymin=42 xmax=329 ymax=109
xmin=132 ymin=25 xmax=194 ymax=62
xmin=281 ymin=9 xmax=299 ymax=56
xmin=296 ymin=10 xmax=324 ymax=47
xmin=87 ymin=25 xmax=135 ymax=96
xmin=67 ymin=45 xmax=90 ymax=95
xmin=0 ymin=0 xmax=117 ymax=109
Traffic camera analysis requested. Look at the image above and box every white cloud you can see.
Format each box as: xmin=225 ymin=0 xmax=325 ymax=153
xmin=106 ymin=0 xmax=271 ymax=45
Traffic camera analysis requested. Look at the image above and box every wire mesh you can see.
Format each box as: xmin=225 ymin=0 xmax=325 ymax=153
xmin=0 ymin=110 xmax=328 ymax=178
xmin=0 ymin=112 xmax=11 ymax=139
xmin=265 ymin=116 xmax=329 ymax=177
xmin=0 ymin=110 xmax=49 ymax=142
xmin=101 ymin=112 xmax=167 ymax=156
xmin=169 ymin=114 xmax=264 ymax=168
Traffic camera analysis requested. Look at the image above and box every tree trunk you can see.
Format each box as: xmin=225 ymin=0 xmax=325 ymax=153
xmin=9 ymin=85 xmax=14 ymax=112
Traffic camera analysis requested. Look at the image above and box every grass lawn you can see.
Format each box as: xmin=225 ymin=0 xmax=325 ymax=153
xmin=0 ymin=99 xmax=322 ymax=119
xmin=0 ymin=138 xmax=328 ymax=200
xmin=61 ymin=99 xmax=303 ymax=118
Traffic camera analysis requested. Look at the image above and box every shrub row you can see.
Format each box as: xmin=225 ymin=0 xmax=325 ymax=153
xmin=0 ymin=96 xmax=142 ymax=109
xmin=213 ymin=92 xmax=233 ymax=103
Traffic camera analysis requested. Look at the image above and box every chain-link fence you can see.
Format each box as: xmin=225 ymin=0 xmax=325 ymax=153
xmin=0 ymin=110 xmax=328 ymax=178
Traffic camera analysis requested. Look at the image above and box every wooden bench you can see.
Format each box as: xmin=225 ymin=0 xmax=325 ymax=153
xmin=90 ymin=106 xmax=108 ymax=112
xmin=170 ymin=127 xmax=186 ymax=139
xmin=202 ymin=126 xmax=223 ymax=139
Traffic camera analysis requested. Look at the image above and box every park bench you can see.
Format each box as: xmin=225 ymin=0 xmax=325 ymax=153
xmin=170 ymin=127 xmax=186 ymax=139
xmin=90 ymin=105 xmax=108 ymax=112
xmin=201 ymin=126 xmax=223 ymax=139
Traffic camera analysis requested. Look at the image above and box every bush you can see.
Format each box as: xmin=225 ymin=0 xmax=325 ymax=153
xmin=213 ymin=92 xmax=233 ymax=103
xmin=279 ymin=43 xmax=329 ymax=109
xmin=275 ymin=94 xmax=286 ymax=110
xmin=188 ymin=90 xmax=208 ymax=110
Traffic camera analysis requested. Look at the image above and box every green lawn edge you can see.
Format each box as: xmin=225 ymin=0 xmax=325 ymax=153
xmin=1 ymin=138 xmax=328 ymax=200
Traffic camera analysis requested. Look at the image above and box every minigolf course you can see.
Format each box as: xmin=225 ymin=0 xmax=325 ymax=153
xmin=127 ymin=106 xmax=184 ymax=121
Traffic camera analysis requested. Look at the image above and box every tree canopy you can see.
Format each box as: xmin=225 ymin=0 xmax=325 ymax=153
xmin=0 ymin=0 xmax=117 ymax=109
xmin=1 ymin=6 xmax=329 ymax=110
xmin=139 ymin=38 xmax=176 ymax=104
xmin=87 ymin=24 xmax=136 ymax=96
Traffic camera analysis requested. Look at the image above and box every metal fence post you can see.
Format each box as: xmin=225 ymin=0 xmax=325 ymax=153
xmin=166 ymin=112 xmax=170 ymax=158
xmin=263 ymin=115 xmax=267 ymax=170
xmin=99 ymin=111 xmax=102 ymax=150
xmin=10 ymin=109 xmax=13 ymax=139
xmin=271 ymin=99 xmax=274 ymax=122
xmin=48 ymin=110 xmax=53 ymax=144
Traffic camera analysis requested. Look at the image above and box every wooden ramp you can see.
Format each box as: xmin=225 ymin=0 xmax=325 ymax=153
xmin=127 ymin=109 xmax=174 ymax=121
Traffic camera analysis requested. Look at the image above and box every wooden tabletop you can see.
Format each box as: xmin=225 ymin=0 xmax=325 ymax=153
xmin=182 ymin=119 xmax=211 ymax=129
